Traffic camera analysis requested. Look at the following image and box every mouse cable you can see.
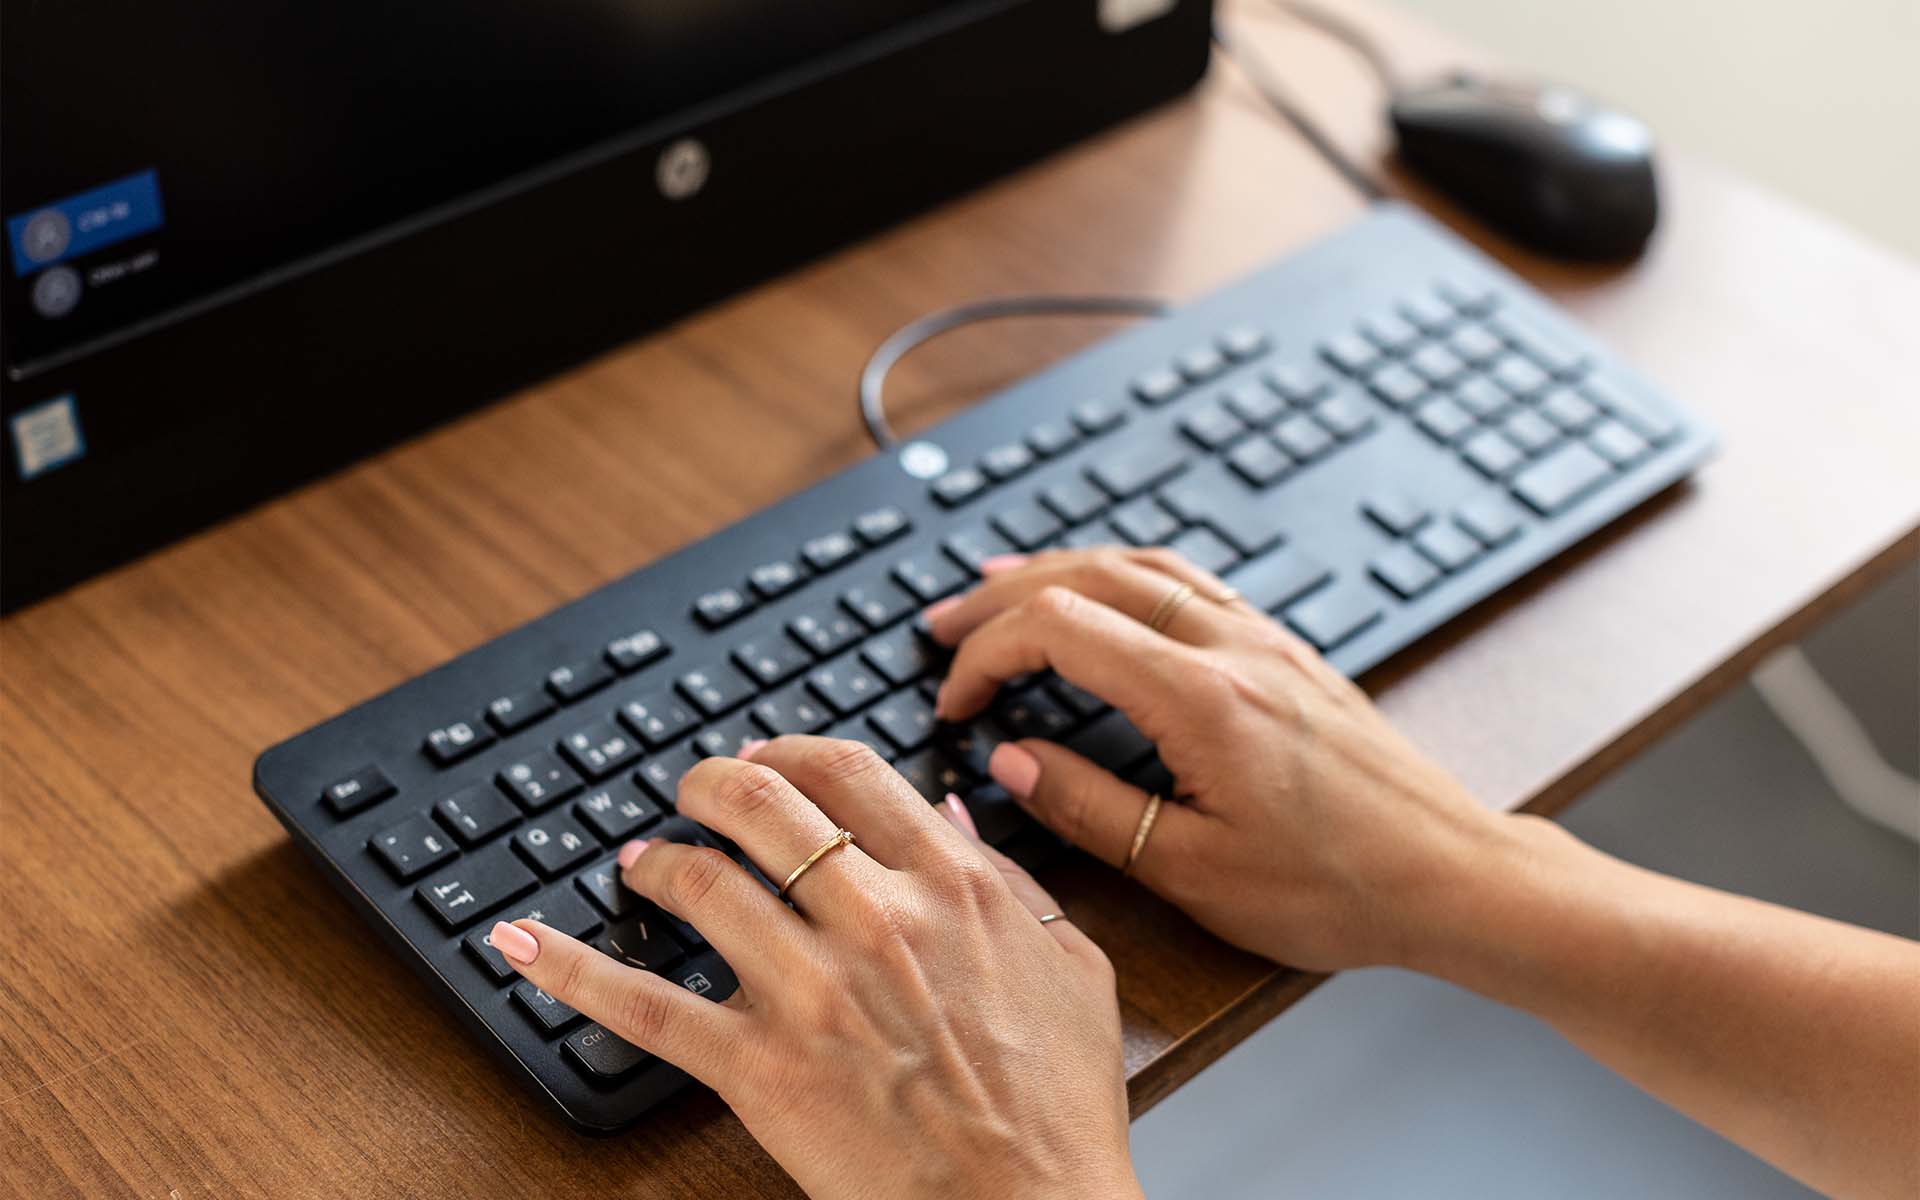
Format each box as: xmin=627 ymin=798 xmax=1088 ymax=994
xmin=1210 ymin=20 xmax=1389 ymax=204
xmin=857 ymin=294 xmax=1170 ymax=450
xmin=1268 ymin=0 xmax=1402 ymax=95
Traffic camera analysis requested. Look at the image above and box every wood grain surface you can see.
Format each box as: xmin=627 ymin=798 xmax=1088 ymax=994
xmin=4 ymin=3 xmax=1917 ymax=1197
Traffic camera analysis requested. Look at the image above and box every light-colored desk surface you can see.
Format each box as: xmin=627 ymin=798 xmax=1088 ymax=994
xmin=4 ymin=3 xmax=1916 ymax=1196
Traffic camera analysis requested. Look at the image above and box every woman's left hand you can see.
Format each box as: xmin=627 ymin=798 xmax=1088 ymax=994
xmin=488 ymin=736 xmax=1139 ymax=1200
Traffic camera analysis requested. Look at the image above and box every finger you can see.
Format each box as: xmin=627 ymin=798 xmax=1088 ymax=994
xmin=673 ymin=756 xmax=887 ymax=910
xmin=617 ymin=838 xmax=811 ymax=982
xmin=937 ymin=793 xmax=1107 ymax=964
xmin=923 ymin=549 xmax=1238 ymax=648
xmin=745 ymin=735 xmax=964 ymax=871
xmin=492 ymin=918 xmax=751 ymax=1091
xmin=988 ymin=738 xmax=1206 ymax=894
xmin=1120 ymin=545 xmax=1247 ymax=608
xmin=931 ymin=585 xmax=1205 ymax=729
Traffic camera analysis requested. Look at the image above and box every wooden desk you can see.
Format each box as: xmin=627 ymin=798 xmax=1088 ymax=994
xmin=5 ymin=3 xmax=1916 ymax=1196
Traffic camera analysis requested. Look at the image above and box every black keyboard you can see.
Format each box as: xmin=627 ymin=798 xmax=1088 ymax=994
xmin=253 ymin=204 xmax=1715 ymax=1132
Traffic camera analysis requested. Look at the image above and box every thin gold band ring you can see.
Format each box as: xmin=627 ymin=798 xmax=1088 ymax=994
xmin=1145 ymin=583 xmax=1197 ymax=634
xmin=1122 ymin=794 xmax=1163 ymax=877
xmin=779 ymin=829 xmax=855 ymax=898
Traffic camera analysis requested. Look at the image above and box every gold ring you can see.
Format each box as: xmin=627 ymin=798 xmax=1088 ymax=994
xmin=1037 ymin=912 xmax=1066 ymax=925
xmin=1122 ymin=794 xmax=1163 ymax=877
xmin=1145 ymin=583 xmax=1197 ymax=634
xmin=779 ymin=829 xmax=855 ymax=897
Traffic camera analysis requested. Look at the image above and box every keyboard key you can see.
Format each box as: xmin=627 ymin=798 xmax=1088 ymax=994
xmin=669 ymin=951 xmax=742 ymax=1003
xmin=861 ymin=624 xmax=937 ymax=687
xmin=1025 ymin=420 xmax=1082 ymax=458
xmin=841 ymin=576 xmax=919 ymax=628
xmin=1226 ymin=436 xmax=1291 ymax=487
xmin=1061 ymin=523 xmax=1123 ymax=550
xmin=1360 ymin=312 xmax=1421 ymax=353
xmin=866 ymin=690 xmax=938 ymax=754
xmin=635 ymin=742 xmax=703 ymax=807
xmin=1176 ymin=346 xmax=1227 ymax=383
xmin=1452 ymin=374 xmax=1512 ymax=420
xmin=575 ymin=778 xmax=663 ymax=843
xmin=1447 ymin=323 xmax=1506 ymax=365
xmin=1272 ymin=414 xmax=1334 ymax=462
xmin=1111 ymin=497 xmax=1182 ymax=546
xmin=546 ymin=658 xmax=614 ymax=704
xmin=892 ymin=748 xmax=973 ymax=802
xmin=466 ymin=888 xmax=601 ymax=983
xmin=1267 ymin=363 xmax=1332 ymax=405
xmin=932 ymin=468 xmax=989 ymax=507
xmin=1071 ymin=399 xmax=1127 ymax=434
xmin=1167 ymin=526 xmax=1240 ymax=575
xmin=322 ymin=763 xmax=395 ymax=816
xmin=825 ymin=715 xmax=887 ymax=755
xmin=1284 ymin=582 xmax=1385 ymax=651
xmin=1461 ymin=428 xmax=1527 ymax=478
xmin=891 ymin=555 xmax=969 ymax=604
xmin=1131 ymin=366 xmax=1185 ymax=405
xmin=1412 ymin=521 xmax=1484 ymax=573
xmin=437 ymin=782 xmax=522 ymax=846
xmin=693 ymin=586 xmax=754 ymax=628
xmin=1370 ymin=544 xmax=1442 ymax=599
xmin=807 ymin=656 xmax=889 ymax=715
xmin=595 ymin=910 xmax=686 ymax=972
xmin=747 ymin=561 xmax=806 ymax=601
xmin=424 ymin=716 xmax=493 ymax=766
xmin=369 ymin=815 xmax=457 ymax=881
xmin=1086 ymin=442 xmax=1190 ymax=499
xmin=693 ymin=712 xmax=762 ymax=759
xmin=980 ymin=443 xmax=1036 ymax=482
xmin=576 ymin=856 xmax=641 ymax=918
xmin=1408 ymin=343 xmax=1468 ymax=385
xmin=1367 ymin=362 xmax=1428 ymax=409
xmin=1065 ymin=710 xmax=1155 ymax=772
xmin=789 ymin=609 xmax=863 ymax=657
xmin=1490 ymin=314 xmax=1588 ymax=377
xmin=557 ymin=721 xmax=643 ymax=781
xmin=1226 ymin=547 xmax=1333 ymax=612
xmin=1223 ymin=383 xmax=1286 ymax=427
xmin=1455 ymin=493 xmax=1525 ymax=547
xmin=563 ymin=1022 xmax=649 ymax=1081
xmin=495 ymin=749 xmax=585 ymax=811
xmin=417 ymin=843 xmax=539 ymax=930
xmin=938 ymin=719 xmax=1009 ymax=779
xmin=603 ymin=629 xmax=668 ymax=673
xmin=513 ymin=981 xmax=585 ymax=1035
xmin=854 ymin=506 xmax=911 ymax=547
xmin=801 ymin=530 xmax=861 ymax=573
xmin=1320 ymin=333 xmax=1379 ymax=375
xmin=1581 ymin=377 xmax=1680 ymax=443
xmin=1511 ymin=441 xmax=1616 ymax=515
xmin=1491 ymin=354 xmax=1551 ymax=398
xmin=1218 ymin=325 xmax=1270 ymax=361
xmin=1587 ymin=419 xmax=1652 ymax=467
xmin=991 ymin=502 xmax=1064 ymax=552
xmin=617 ymin=690 xmax=699 ymax=749
xmin=1361 ymin=491 xmax=1430 ymax=536
xmin=1539 ymin=387 xmax=1603 ymax=434
xmin=732 ymin=637 xmax=812 ymax=689
xmin=676 ymin=662 xmax=758 ymax=718
xmin=1413 ymin=396 xmax=1476 ymax=444
xmin=484 ymin=688 xmax=555 ymax=736
xmin=752 ymin=683 xmax=834 ymax=736
xmin=1438 ymin=277 xmax=1499 ymax=314
xmin=997 ymin=685 xmax=1078 ymax=740
xmin=1157 ymin=470 xmax=1281 ymax=557
xmin=1500 ymin=408 xmax=1563 ymax=456
xmin=1046 ymin=677 xmax=1110 ymax=719
xmin=1398 ymin=292 xmax=1457 ymax=334
xmin=1312 ymin=393 xmax=1377 ymax=440
xmin=944 ymin=524 xmax=1017 ymax=574
xmin=1178 ymin=403 xmax=1247 ymax=451
xmin=1040 ymin=478 xmax=1110 ymax=525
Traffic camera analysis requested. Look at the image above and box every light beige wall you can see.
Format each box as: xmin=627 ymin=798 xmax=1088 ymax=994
xmin=1389 ymin=0 xmax=1920 ymax=259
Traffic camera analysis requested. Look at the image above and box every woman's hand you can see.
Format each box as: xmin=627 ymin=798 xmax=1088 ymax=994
xmin=489 ymin=736 xmax=1140 ymax=1200
xmin=924 ymin=546 xmax=1526 ymax=973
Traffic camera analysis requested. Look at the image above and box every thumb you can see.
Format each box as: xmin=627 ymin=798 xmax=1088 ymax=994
xmin=989 ymin=739 xmax=1201 ymax=892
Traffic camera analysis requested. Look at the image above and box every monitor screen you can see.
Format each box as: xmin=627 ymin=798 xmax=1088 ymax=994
xmin=1 ymin=0 xmax=960 ymax=369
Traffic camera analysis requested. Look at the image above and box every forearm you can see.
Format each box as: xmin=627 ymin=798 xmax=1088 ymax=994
xmin=1404 ymin=814 xmax=1920 ymax=1200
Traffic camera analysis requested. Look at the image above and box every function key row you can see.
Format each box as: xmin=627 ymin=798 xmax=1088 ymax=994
xmin=930 ymin=398 xmax=1132 ymax=509
xmin=692 ymin=505 xmax=912 ymax=630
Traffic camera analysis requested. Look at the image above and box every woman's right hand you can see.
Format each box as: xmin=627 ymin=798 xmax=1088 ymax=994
xmin=925 ymin=546 xmax=1541 ymax=974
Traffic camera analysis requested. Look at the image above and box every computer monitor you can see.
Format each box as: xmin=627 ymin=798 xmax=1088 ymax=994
xmin=1 ymin=0 xmax=1213 ymax=611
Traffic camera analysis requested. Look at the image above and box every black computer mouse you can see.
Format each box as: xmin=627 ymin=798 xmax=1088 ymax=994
xmin=1390 ymin=73 xmax=1659 ymax=261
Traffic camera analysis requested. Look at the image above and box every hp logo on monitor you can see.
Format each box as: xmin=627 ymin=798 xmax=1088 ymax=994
xmin=656 ymin=139 xmax=711 ymax=201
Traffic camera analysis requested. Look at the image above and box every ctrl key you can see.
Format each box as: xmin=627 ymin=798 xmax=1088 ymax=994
xmin=563 ymin=1022 xmax=650 ymax=1082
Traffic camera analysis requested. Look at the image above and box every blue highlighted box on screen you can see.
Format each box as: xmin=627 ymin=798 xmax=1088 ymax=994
xmin=6 ymin=169 xmax=164 ymax=276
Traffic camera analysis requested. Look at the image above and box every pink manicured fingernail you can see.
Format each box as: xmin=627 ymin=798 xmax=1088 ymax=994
xmin=922 ymin=595 xmax=964 ymax=624
xmin=989 ymin=742 xmax=1041 ymax=799
xmin=737 ymin=738 xmax=767 ymax=761
xmin=617 ymin=839 xmax=650 ymax=870
xmin=490 ymin=921 xmax=539 ymax=965
xmin=979 ymin=554 xmax=1029 ymax=576
xmin=942 ymin=792 xmax=981 ymax=839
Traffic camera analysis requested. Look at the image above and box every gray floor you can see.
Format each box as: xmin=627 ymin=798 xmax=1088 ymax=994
xmin=1130 ymin=571 xmax=1920 ymax=1198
